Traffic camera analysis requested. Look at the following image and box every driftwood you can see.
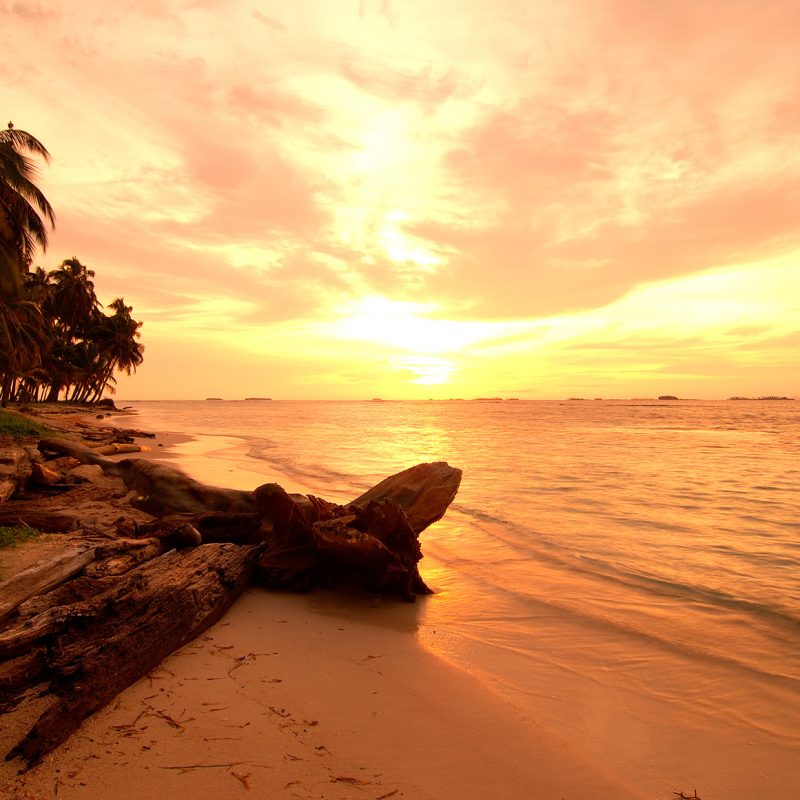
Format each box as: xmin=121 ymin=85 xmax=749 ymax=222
xmin=0 ymin=548 xmax=96 ymax=625
xmin=39 ymin=438 xmax=256 ymax=516
xmin=253 ymin=484 xmax=435 ymax=600
xmin=351 ymin=461 xmax=462 ymax=534
xmin=0 ymin=479 xmax=16 ymax=504
xmin=0 ymin=444 xmax=34 ymax=503
xmin=4 ymin=544 xmax=259 ymax=767
xmin=0 ymin=447 xmax=461 ymax=769
xmin=0 ymin=510 xmax=80 ymax=532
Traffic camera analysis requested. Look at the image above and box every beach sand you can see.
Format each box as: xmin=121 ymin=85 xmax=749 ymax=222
xmin=1 ymin=414 xmax=642 ymax=800
xmin=3 ymin=588 xmax=642 ymax=800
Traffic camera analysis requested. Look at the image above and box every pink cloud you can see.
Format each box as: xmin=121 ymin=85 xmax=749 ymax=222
xmin=251 ymin=10 xmax=286 ymax=33
xmin=338 ymin=56 xmax=460 ymax=108
xmin=228 ymin=85 xmax=323 ymax=125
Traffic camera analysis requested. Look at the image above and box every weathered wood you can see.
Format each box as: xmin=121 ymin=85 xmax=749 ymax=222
xmin=252 ymin=483 xmax=434 ymax=600
xmin=0 ymin=456 xmax=462 ymax=767
xmin=92 ymin=443 xmax=145 ymax=456
xmin=38 ymin=437 xmax=110 ymax=467
xmin=351 ymin=461 xmax=463 ymax=535
xmin=110 ymin=458 xmax=256 ymax=516
xmin=0 ymin=478 xmax=16 ymax=504
xmin=135 ymin=512 xmax=264 ymax=546
xmin=0 ymin=548 xmax=96 ymax=625
xmin=0 ymin=650 xmax=47 ymax=713
xmin=14 ymin=575 xmax=121 ymax=620
xmin=5 ymin=543 xmax=260 ymax=768
xmin=37 ymin=438 xmax=256 ymax=515
xmin=83 ymin=538 xmax=166 ymax=578
xmin=0 ymin=444 xmax=34 ymax=502
xmin=311 ymin=499 xmax=430 ymax=600
xmin=0 ymin=510 xmax=80 ymax=532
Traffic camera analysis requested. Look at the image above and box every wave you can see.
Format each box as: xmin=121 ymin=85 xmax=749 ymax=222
xmin=450 ymin=499 xmax=800 ymax=623
xmin=437 ymin=555 xmax=800 ymax=691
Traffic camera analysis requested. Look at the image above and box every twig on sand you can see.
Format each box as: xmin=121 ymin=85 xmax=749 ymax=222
xmin=161 ymin=761 xmax=248 ymax=773
xmin=331 ymin=775 xmax=371 ymax=785
xmin=231 ymin=770 xmax=251 ymax=789
xmin=674 ymin=791 xmax=702 ymax=799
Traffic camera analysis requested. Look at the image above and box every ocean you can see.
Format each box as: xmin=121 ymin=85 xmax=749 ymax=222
xmin=124 ymin=398 xmax=800 ymax=799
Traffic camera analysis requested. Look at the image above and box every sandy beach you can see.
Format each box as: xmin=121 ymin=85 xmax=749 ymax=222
xmin=1 ymin=411 xmax=642 ymax=800
xmin=3 ymin=589 xmax=641 ymax=800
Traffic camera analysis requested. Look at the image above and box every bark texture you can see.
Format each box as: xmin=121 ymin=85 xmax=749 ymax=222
xmin=3 ymin=543 xmax=259 ymax=768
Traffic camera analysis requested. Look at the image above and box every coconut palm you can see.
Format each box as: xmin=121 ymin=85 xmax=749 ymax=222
xmin=0 ymin=296 xmax=45 ymax=404
xmin=87 ymin=297 xmax=144 ymax=401
xmin=46 ymin=258 xmax=99 ymax=338
xmin=0 ymin=124 xmax=55 ymax=294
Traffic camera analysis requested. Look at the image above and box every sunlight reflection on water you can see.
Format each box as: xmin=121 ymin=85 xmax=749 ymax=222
xmin=126 ymin=398 xmax=800 ymax=799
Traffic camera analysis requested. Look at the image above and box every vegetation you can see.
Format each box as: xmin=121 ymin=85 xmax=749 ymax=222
xmin=0 ymin=524 xmax=39 ymax=549
xmin=0 ymin=124 xmax=144 ymax=405
xmin=0 ymin=407 xmax=52 ymax=438
xmin=0 ymin=124 xmax=55 ymax=294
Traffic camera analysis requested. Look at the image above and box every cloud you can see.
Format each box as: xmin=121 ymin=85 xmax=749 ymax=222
xmin=228 ymin=85 xmax=323 ymax=125
xmin=5 ymin=1 xmax=59 ymax=20
xmin=251 ymin=9 xmax=286 ymax=32
xmin=5 ymin=0 xmax=799 ymax=398
xmin=338 ymin=56 xmax=459 ymax=109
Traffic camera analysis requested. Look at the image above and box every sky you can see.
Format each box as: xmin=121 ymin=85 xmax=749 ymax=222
xmin=3 ymin=0 xmax=799 ymax=400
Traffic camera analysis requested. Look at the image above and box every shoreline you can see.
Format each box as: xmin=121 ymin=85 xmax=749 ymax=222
xmin=1 ymin=405 xmax=641 ymax=800
xmin=3 ymin=589 xmax=641 ymax=800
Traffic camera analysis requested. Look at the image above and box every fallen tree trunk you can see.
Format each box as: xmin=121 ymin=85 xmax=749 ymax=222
xmin=0 ymin=548 xmax=96 ymax=625
xmin=39 ymin=438 xmax=256 ymax=516
xmin=351 ymin=461 xmax=462 ymax=534
xmin=0 ymin=453 xmax=461 ymax=769
xmin=4 ymin=543 xmax=260 ymax=768
xmin=0 ymin=510 xmax=80 ymax=532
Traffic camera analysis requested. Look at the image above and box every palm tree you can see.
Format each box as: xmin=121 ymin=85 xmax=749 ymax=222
xmin=46 ymin=258 xmax=99 ymax=338
xmin=0 ymin=124 xmax=55 ymax=295
xmin=0 ymin=296 xmax=45 ymax=405
xmin=88 ymin=297 xmax=144 ymax=401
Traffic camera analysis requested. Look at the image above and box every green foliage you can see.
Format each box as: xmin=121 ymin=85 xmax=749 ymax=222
xmin=1 ymin=126 xmax=144 ymax=405
xmin=0 ymin=524 xmax=39 ymax=548
xmin=0 ymin=407 xmax=51 ymax=438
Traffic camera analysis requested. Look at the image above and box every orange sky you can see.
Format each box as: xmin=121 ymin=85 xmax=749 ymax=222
xmin=4 ymin=1 xmax=799 ymax=399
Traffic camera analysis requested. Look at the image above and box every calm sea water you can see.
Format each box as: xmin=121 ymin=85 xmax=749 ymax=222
xmin=125 ymin=399 xmax=800 ymax=798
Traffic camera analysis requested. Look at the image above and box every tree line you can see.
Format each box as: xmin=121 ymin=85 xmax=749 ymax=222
xmin=0 ymin=124 xmax=143 ymax=405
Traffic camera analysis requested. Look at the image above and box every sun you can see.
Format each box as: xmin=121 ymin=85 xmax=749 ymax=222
xmin=336 ymin=295 xmax=494 ymax=356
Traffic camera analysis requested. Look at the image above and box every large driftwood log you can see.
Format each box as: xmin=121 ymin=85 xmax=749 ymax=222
xmin=39 ymin=438 xmax=255 ymax=515
xmin=0 ymin=453 xmax=462 ymax=770
xmin=0 ymin=548 xmax=96 ymax=625
xmin=351 ymin=461 xmax=462 ymax=534
xmin=251 ymin=460 xmax=462 ymax=600
xmin=4 ymin=543 xmax=260 ymax=768
xmin=35 ymin=440 xmax=461 ymax=600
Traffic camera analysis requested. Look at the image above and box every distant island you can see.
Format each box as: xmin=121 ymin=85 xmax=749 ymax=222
xmin=729 ymin=396 xmax=794 ymax=400
xmin=205 ymin=397 xmax=223 ymax=401
xmin=244 ymin=397 xmax=272 ymax=401
xmin=657 ymin=395 xmax=679 ymax=400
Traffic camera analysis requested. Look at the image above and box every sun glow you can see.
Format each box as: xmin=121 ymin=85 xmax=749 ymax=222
xmin=394 ymin=356 xmax=454 ymax=385
xmin=335 ymin=295 xmax=511 ymax=356
xmin=380 ymin=210 xmax=442 ymax=270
